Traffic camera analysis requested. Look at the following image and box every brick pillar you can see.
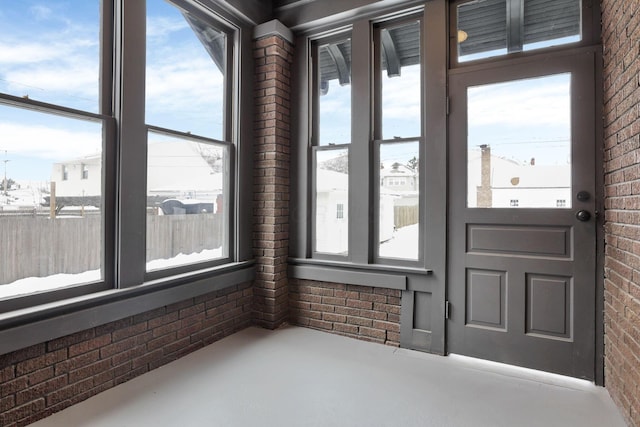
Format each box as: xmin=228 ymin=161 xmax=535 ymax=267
xmin=252 ymin=21 xmax=293 ymax=329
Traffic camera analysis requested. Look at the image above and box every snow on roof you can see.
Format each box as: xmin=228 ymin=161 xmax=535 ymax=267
xmin=147 ymin=140 xmax=223 ymax=192
xmin=380 ymin=162 xmax=417 ymax=178
xmin=316 ymin=168 xmax=348 ymax=192
xmin=468 ymin=149 xmax=570 ymax=189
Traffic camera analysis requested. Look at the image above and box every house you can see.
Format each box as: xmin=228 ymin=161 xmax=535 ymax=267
xmin=0 ymin=1 xmax=639 ymax=426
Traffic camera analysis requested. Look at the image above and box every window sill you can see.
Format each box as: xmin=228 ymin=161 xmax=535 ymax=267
xmin=0 ymin=261 xmax=255 ymax=356
xmin=288 ymin=257 xmax=432 ymax=290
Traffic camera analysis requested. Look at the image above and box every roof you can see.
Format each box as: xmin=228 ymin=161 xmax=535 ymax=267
xmin=316 ymin=168 xmax=348 ymax=192
xmin=147 ymin=140 xmax=223 ymax=193
xmin=318 ymin=0 xmax=581 ymax=90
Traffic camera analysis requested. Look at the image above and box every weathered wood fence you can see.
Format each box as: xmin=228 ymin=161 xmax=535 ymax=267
xmin=394 ymin=205 xmax=419 ymax=229
xmin=0 ymin=214 xmax=223 ymax=285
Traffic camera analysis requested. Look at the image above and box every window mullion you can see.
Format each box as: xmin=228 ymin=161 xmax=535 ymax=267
xmin=507 ymin=0 xmax=524 ymax=53
xmin=114 ymin=0 xmax=148 ymax=288
xmin=349 ymin=19 xmax=373 ymax=264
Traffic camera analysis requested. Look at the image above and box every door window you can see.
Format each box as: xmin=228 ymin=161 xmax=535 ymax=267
xmin=467 ymin=73 xmax=572 ymax=208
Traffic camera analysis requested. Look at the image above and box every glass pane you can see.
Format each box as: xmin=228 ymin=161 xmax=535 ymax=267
xmin=467 ymin=73 xmax=572 ymax=208
xmin=315 ymin=148 xmax=348 ymax=255
xmin=146 ymin=131 xmax=228 ymax=271
xmin=318 ymin=38 xmax=351 ymax=146
xmin=457 ymin=0 xmax=507 ymax=63
xmin=146 ymin=0 xmax=226 ymax=139
xmin=457 ymin=0 xmax=581 ymax=62
xmin=523 ymin=0 xmax=581 ymax=51
xmin=378 ymin=141 xmax=419 ymax=260
xmin=381 ymin=21 xmax=421 ymax=139
xmin=0 ymin=0 xmax=101 ymax=112
xmin=0 ymin=105 xmax=103 ymax=299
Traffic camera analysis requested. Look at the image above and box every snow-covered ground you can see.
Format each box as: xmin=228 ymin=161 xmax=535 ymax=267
xmin=379 ymin=223 xmax=419 ymax=260
xmin=0 ymin=248 xmax=224 ymax=300
xmin=0 ymin=181 xmax=48 ymax=208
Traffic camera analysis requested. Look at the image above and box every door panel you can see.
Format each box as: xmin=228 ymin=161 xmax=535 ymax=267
xmin=448 ymin=51 xmax=596 ymax=379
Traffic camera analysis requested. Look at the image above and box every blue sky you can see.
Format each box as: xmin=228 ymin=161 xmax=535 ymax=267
xmin=0 ymin=0 xmax=224 ymax=182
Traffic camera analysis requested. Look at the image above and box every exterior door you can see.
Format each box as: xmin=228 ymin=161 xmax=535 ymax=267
xmin=447 ymin=51 xmax=598 ymax=379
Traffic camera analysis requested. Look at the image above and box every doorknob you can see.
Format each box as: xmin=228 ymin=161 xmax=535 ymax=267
xmin=576 ymin=210 xmax=591 ymax=222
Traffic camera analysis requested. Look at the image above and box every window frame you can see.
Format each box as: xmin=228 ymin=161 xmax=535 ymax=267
xmin=0 ymin=0 xmax=116 ymax=312
xmin=298 ymin=7 xmax=434 ymax=272
xmin=309 ymin=31 xmax=353 ymax=261
xmin=0 ymin=0 xmax=252 ymax=326
xmin=449 ymin=0 xmax=598 ymax=69
xmin=372 ymin=14 xmax=425 ymax=266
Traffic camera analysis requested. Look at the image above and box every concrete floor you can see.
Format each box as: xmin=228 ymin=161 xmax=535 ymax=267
xmin=32 ymin=325 xmax=626 ymax=427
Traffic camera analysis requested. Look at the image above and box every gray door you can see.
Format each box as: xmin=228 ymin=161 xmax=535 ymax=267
xmin=447 ymin=51 xmax=597 ymax=379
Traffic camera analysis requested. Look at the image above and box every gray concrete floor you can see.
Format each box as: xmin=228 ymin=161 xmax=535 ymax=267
xmin=32 ymin=325 xmax=626 ymax=427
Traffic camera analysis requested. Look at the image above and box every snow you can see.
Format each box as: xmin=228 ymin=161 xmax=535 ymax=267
xmin=379 ymin=223 xmax=419 ymax=260
xmin=0 ymin=182 xmax=48 ymax=208
xmin=0 ymin=248 xmax=224 ymax=300
xmin=146 ymin=247 xmax=224 ymax=271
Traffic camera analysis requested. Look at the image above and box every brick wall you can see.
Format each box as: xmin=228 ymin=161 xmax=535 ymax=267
xmin=601 ymin=1 xmax=640 ymax=426
xmin=0 ymin=283 xmax=252 ymax=427
xmin=289 ymin=279 xmax=401 ymax=346
xmin=252 ymin=34 xmax=293 ymax=329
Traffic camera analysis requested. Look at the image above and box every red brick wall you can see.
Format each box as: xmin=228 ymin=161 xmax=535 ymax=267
xmin=253 ymin=34 xmax=293 ymax=329
xmin=289 ymin=279 xmax=401 ymax=346
xmin=602 ymin=1 xmax=640 ymax=426
xmin=0 ymin=283 xmax=252 ymax=427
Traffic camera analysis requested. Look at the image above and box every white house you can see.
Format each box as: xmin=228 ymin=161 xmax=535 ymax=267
xmin=468 ymin=145 xmax=571 ymax=208
xmin=51 ymin=139 xmax=225 ymax=207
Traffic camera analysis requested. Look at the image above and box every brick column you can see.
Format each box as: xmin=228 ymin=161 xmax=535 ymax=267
xmin=252 ymin=21 xmax=294 ymax=329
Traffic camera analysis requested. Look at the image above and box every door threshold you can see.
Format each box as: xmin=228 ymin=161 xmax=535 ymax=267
xmin=447 ymin=353 xmax=596 ymax=391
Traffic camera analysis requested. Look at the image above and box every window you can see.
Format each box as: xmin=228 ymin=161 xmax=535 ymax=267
xmin=145 ymin=0 xmax=233 ymax=273
xmin=455 ymin=0 xmax=582 ymax=63
xmin=0 ymin=0 xmax=105 ymax=299
xmin=466 ymin=74 xmax=572 ymax=209
xmin=306 ymin=13 xmax=424 ymax=265
xmin=375 ymin=18 xmax=422 ymax=262
xmin=0 ymin=0 xmax=242 ymax=308
xmin=311 ymin=34 xmax=352 ymax=257
xmin=314 ymin=147 xmax=349 ymax=255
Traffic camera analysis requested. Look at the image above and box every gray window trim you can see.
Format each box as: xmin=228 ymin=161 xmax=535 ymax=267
xmin=0 ymin=0 xmax=254 ymax=349
xmin=449 ymin=0 xmax=597 ymax=68
xmin=0 ymin=261 xmax=254 ymax=356
xmin=289 ymin=1 xmax=447 ymax=356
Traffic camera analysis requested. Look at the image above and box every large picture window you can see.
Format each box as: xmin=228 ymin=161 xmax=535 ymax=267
xmin=0 ymin=0 xmax=240 ymax=309
xmin=145 ymin=0 xmax=233 ymax=273
xmin=0 ymin=0 xmax=106 ymax=300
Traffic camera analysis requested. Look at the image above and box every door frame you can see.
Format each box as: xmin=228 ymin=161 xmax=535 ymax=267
xmin=445 ymin=45 xmax=604 ymax=383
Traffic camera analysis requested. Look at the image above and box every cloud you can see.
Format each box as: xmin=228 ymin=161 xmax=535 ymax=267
xmin=381 ymin=65 xmax=421 ymax=120
xmin=468 ymin=75 xmax=571 ymax=127
xmin=29 ymin=5 xmax=53 ymax=21
xmin=147 ymin=16 xmax=189 ymax=38
xmin=0 ymin=121 xmax=102 ymax=161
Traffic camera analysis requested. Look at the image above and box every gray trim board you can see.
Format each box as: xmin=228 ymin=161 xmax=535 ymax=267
xmin=253 ymin=19 xmax=294 ymax=43
xmin=289 ymin=265 xmax=407 ymax=290
xmin=0 ymin=262 xmax=255 ymax=356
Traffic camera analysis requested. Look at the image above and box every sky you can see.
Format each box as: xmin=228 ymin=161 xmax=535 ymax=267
xmin=0 ymin=0 xmax=225 ymax=182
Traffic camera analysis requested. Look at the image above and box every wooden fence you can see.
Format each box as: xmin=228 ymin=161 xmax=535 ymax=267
xmin=0 ymin=214 xmax=223 ymax=285
xmin=394 ymin=205 xmax=419 ymax=229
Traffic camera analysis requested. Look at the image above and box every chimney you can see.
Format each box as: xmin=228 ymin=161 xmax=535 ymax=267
xmin=477 ymin=144 xmax=492 ymax=208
